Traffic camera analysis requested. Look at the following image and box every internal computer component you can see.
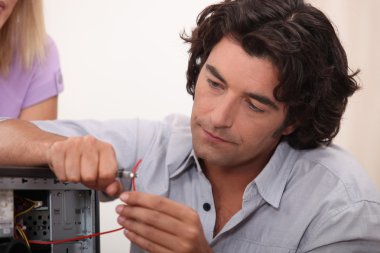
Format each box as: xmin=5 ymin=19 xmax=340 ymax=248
xmin=0 ymin=167 xmax=100 ymax=253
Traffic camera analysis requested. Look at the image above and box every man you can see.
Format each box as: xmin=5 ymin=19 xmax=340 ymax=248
xmin=1 ymin=0 xmax=379 ymax=252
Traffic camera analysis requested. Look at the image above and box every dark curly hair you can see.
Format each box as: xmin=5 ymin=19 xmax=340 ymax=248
xmin=181 ymin=0 xmax=359 ymax=149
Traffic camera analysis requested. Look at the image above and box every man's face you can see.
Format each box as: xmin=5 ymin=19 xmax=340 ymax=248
xmin=191 ymin=37 xmax=293 ymax=171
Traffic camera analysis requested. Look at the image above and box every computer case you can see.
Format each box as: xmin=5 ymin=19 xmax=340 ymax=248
xmin=0 ymin=167 xmax=100 ymax=253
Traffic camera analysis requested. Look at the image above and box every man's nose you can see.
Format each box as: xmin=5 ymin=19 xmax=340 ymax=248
xmin=210 ymin=95 xmax=238 ymax=128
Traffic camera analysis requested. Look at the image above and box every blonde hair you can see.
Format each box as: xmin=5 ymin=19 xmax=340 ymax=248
xmin=0 ymin=0 xmax=46 ymax=75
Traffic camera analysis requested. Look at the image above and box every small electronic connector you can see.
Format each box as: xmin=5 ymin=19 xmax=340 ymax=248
xmin=117 ymin=159 xmax=142 ymax=191
xmin=117 ymin=170 xmax=137 ymax=180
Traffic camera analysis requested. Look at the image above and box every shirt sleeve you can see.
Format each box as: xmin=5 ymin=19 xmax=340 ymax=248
xmin=298 ymin=200 xmax=380 ymax=253
xmin=33 ymin=114 xmax=191 ymax=196
xmin=22 ymin=36 xmax=64 ymax=109
xmin=33 ymin=117 xmax=168 ymax=172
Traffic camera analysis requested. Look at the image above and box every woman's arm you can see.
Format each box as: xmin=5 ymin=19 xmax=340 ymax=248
xmin=19 ymin=96 xmax=58 ymax=120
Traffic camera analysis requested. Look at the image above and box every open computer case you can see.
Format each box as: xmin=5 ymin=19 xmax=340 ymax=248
xmin=0 ymin=166 xmax=100 ymax=253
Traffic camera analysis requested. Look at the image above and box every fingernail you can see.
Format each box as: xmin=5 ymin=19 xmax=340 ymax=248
xmin=120 ymin=193 xmax=129 ymax=202
xmin=117 ymin=216 xmax=126 ymax=224
xmin=115 ymin=205 xmax=124 ymax=214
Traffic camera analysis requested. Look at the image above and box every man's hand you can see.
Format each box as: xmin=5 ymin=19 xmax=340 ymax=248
xmin=116 ymin=191 xmax=212 ymax=253
xmin=46 ymin=135 xmax=122 ymax=196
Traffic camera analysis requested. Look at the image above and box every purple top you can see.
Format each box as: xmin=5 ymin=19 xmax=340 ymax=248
xmin=0 ymin=36 xmax=64 ymax=118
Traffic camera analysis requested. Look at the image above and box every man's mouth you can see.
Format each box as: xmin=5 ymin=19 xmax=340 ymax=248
xmin=202 ymin=128 xmax=233 ymax=144
xmin=0 ymin=1 xmax=6 ymax=12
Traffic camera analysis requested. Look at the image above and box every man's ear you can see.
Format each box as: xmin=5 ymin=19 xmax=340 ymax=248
xmin=273 ymin=113 xmax=298 ymax=138
xmin=281 ymin=124 xmax=297 ymax=136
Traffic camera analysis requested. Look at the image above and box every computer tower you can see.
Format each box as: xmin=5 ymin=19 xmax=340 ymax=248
xmin=0 ymin=167 xmax=100 ymax=253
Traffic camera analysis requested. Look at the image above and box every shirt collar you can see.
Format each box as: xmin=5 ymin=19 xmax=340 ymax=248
xmin=170 ymin=150 xmax=198 ymax=178
xmin=253 ymin=141 xmax=297 ymax=208
xmin=171 ymin=142 xmax=297 ymax=209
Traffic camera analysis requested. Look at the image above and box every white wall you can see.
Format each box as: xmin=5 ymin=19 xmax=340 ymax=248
xmin=44 ymin=1 xmax=380 ymax=252
xmin=44 ymin=1 xmax=217 ymax=121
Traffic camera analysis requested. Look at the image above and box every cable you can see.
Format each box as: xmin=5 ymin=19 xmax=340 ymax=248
xmin=29 ymin=227 xmax=124 ymax=245
xmin=15 ymin=198 xmax=39 ymax=218
xmin=131 ymin=159 xmax=142 ymax=191
xmin=14 ymin=197 xmax=38 ymax=248
xmin=15 ymin=225 xmax=30 ymax=248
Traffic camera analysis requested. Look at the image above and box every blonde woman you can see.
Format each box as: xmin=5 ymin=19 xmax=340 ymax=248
xmin=0 ymin=0 xmax=64 ymax=119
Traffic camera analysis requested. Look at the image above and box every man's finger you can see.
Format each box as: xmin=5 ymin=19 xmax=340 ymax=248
xmin=64 ymin=148 xmax=81 ymax=183
xmin=47 ymin=142 xmax=67 ymax=181
xmin=80 ymin=150 xmax=99 ymax=188
xmin=97 ymin=142 xmax=118 ymax=189
xmin=123 ymin=229 xmax=173 ymax=253
xmin=119 ymin=191 xmax=196 ymax=222
xmin=104 ymin=180 xmax=123 ymax=197
xmin=116 ymin=205 xmax=184 ymax=235
xmin=118 ymin=216 xmax=181 ymax=251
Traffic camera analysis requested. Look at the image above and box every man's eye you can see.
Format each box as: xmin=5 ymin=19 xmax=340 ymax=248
xmin=207 ymin=80 xmax=222 ymax=89
xmin=246 ymin=101 xmax=264 ymax=113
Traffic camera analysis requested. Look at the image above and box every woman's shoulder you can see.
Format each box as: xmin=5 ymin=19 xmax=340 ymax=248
xmin=44 ymin=35 xmax=59 ymax=58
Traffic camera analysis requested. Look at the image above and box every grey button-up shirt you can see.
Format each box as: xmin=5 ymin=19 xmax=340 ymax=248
xmin=34 ymin=114 xmax=380 ymax=253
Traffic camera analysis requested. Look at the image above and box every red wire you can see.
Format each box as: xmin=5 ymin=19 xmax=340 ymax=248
xmin=29 ymin=227 xmax=124 ymax=245
xmin=131 ymin=159 xmax=142 ymax=191
xmin=29 ymin=159 xmax=143 ymax=245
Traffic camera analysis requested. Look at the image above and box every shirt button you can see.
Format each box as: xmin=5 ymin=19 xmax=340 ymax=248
xmin=203 ymin=203 xmax=211 ymax=212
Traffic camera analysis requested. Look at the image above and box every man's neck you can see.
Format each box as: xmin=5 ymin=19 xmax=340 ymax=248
xmin=201 ymin=149 xmax=272 ymax=195
xmin=201 ymin=159 xmax=266 ymax=236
